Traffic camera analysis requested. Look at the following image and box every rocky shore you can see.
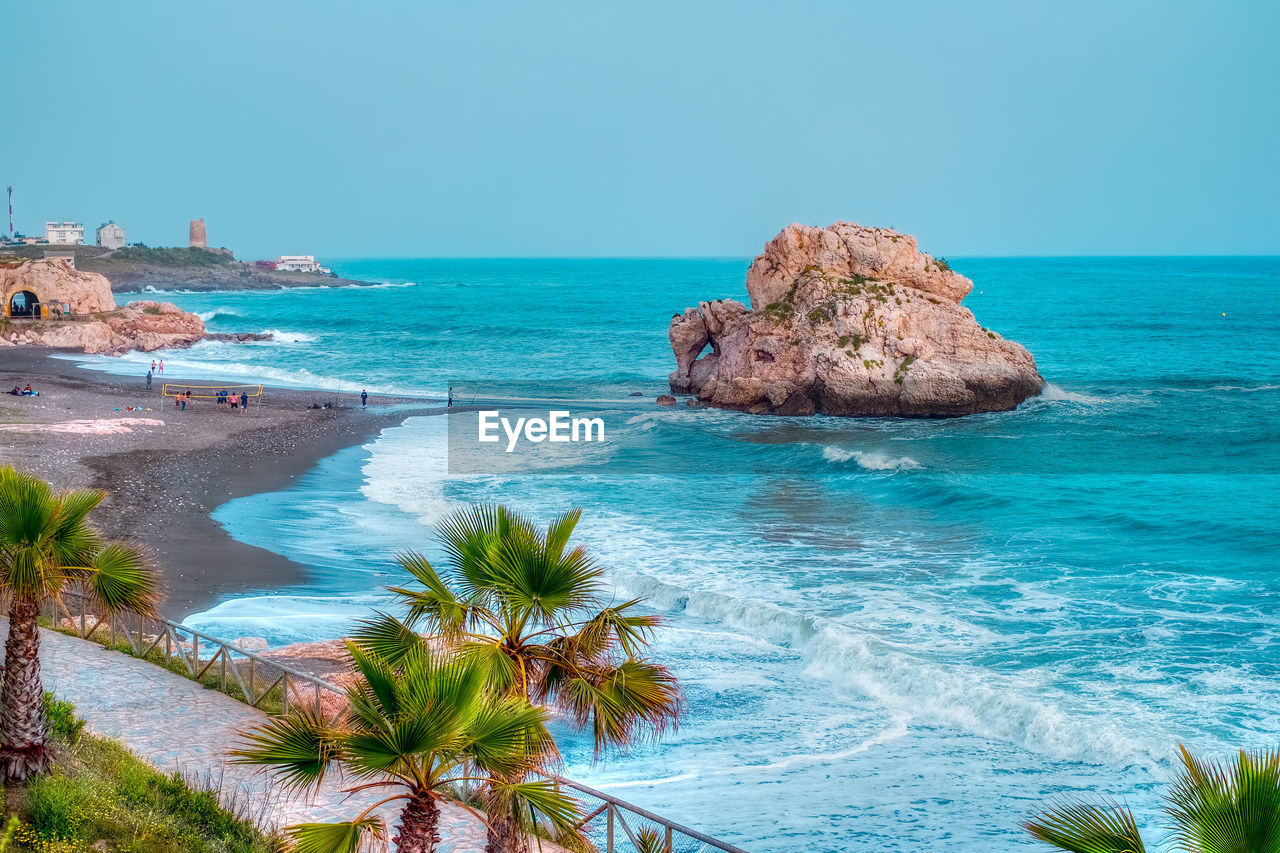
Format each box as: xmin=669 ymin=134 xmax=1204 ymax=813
xmin=669 ymin=222 xmax=1044 ymax=417
xmin=2 ymin=258 xmax=216 ymax=354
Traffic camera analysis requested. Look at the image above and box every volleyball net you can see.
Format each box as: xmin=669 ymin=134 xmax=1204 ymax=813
xmin=162 ymin=383 xmax=264 ymax=400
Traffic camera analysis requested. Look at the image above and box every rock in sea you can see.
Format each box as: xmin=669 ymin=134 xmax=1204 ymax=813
xmin=668 ymin=222 xmax=1043 ymax=417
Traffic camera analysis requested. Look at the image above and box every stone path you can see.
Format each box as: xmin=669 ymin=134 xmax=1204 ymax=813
xmin=30 ymin=627 xmax=491 ymax=852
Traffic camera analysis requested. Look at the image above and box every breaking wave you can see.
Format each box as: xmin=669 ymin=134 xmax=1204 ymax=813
xmin=821 ymin=446 xmax=923 ymax=471
xmin=259 ymin=329 xmax=318 ymax=343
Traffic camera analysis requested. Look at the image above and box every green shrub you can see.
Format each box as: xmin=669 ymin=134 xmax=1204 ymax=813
xmin=42 ymin=694 xmax=83 ymax=742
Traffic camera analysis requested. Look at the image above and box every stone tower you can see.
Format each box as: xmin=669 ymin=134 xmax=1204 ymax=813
xmin=189 ymin=218 xmax=207 ymax=248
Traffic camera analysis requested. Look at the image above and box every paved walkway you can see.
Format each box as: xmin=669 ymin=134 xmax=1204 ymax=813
xmin=31 ymin=627 xmax=490 ymax=852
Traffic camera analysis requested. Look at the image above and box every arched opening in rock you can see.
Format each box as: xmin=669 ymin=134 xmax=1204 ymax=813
xmin=8 ymin=290 xmax=40 ymax=318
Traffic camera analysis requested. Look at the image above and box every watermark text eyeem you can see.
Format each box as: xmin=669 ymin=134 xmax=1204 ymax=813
xmin=477 ymin=410 xmax=606 ymax=452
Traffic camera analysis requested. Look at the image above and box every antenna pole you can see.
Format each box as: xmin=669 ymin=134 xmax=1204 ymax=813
xmin=6 ymin=186 xmax=11 ymax=240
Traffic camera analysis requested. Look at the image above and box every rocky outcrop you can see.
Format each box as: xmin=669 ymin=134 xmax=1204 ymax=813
xmin=0 ymin=259 xmax=208 ymax=354
xmin=668 ymin=222 xmax=1043 ymax=417
xmin=1 ymin=258 xmax=115 ymax=314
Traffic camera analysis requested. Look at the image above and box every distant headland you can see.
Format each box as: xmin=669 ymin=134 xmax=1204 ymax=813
xmin=0 ymin=244 xmax=369 ymax=292
xmin=0 ymin=210 xmax=368 ymax=292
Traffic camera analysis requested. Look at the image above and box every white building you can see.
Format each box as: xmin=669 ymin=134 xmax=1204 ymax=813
xmin=96 ymin=221 xmax=126 ymax=249
xmin=44 ymin=221 xmax=85 ymax=245
xmin=275 ymin=255 xmax=330 ymax=274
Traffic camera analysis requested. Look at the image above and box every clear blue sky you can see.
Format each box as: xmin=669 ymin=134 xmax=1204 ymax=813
xmin=4 ymin=0 xmax=1277 ymax=258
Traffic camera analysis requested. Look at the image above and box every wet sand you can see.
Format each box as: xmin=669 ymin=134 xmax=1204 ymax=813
xmin=0 ymin=347 xmax=440 ymax=617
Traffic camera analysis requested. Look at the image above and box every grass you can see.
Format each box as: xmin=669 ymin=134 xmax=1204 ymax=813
xmin=4 ymin=696 xmax=279 ymax=853
xmin=110 ymin=247 xmax=236 ymax=268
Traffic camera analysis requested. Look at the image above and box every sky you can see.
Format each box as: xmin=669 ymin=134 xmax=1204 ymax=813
xmin=4 ymin=0 xmax=1277 ymax=258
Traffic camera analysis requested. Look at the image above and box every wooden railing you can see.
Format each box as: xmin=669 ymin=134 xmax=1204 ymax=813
xmin=47 ymin=587 xmax=342 ymax=718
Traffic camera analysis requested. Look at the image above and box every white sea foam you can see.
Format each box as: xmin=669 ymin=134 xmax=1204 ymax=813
xmin=603 ymin=566 xmax=1167 ymax=770
xmin=196 ymin=307 xmax=243 ymax=321
xmin=1039 ymin=382 xmax=1110 ymax=404
xmin=821 ymin=446 xmax=923 ymax=471
xmin=258 ymin=329 xmax=318 ymax=343
xmin=54 ymin=349 xmax=434 ymax=398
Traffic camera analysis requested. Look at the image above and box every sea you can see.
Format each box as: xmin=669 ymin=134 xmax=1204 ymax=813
xmin=65 ymin=257 xmax=1279 ymax=851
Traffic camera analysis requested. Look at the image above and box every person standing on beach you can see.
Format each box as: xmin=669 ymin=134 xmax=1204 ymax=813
xmin=448 ymin=385 xmax=454 ymax=408
xmin=361 ymin=390 xmax=368 ymax=407
xmin=158 ymin=359 xmax=164 ymax=375
xmin=151 ymin=359 xmax=157 ymax=373
xmin=146 ymin=370 xmax=152 ymax=390
xmin=240 ymin=391 xmax=249 ymax=412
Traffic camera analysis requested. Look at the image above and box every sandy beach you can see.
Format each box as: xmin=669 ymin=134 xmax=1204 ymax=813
xmin=0 ymin=347 xmax=436 ymax=618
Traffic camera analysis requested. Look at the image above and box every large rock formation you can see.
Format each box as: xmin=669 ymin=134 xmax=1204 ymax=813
xmin=0 ymin=258 xmax=207 ymax=354
xmin=669 ymin=222 xmax=1043 ymax=417
xmin=1 ymin=258 xmax=114 ymax=314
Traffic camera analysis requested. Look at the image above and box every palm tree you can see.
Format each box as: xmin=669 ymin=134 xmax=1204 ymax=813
xmin=1024 ymin=744 xmax=1280 ymax=852
xmin=0 ymin=466 xmax=159 ymax=789
xmin=350 ymin=504 xmax=681 ymax=853
xmin=233 ymin=642 xmax=580 ymax=853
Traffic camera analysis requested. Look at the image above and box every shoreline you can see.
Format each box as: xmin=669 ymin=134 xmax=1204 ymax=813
xmin=0 ymin=347 xmax=443 ymax=617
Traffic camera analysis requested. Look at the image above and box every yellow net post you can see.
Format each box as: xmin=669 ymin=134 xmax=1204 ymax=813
xmin=161 ymin=384 xmax=264 ymax=400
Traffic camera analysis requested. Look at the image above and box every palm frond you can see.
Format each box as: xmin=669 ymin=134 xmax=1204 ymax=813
xmin=345 ymin=641 xmax=405 ymax=726
xmin=393 ymin=551 xmax=474 ymax=638
xmin=1167 ymin=743 xmax=1280 ymax=853
xmin=565 ymin=599 xmax=662 ymax=659
xmin=1024 ymin=801 xmax=1147 ymax=853
xmin=285 ymin=817 xmax=385 ymax=853
xmin=49 ymin=488 xmax=106 ymax=565
xmin=459 ymin=639 xmax=522 ymax=696
xmin=82 ymin=541 xmax=161 ymax=616
xmin=348 ymin=612 xmax=423 ymax=667
xmin=554 ymin=658 xmax=680 ymax=755
xmin=435 ymin=504 xmax=510 ymax=594
xmin=502 ymin=778 xmax=584 ymax=840
xmin=490 ymin=531 xmax=601 ymax=625
xmin=463 ymin=698 xmax=557 ymax=777
xmin=542 ymin=508 xmax=583 ymax=561
xmin=231 ymin=709 xmax=336 ymax=794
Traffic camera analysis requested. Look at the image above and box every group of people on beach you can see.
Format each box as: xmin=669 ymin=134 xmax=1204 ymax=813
xmin=217 ymin=389 xmax=251 ymax=412
xmin=169 ymin=388 xmax=250 ymax=413
xmin=7 ymin=384 xmax=37 ymax=397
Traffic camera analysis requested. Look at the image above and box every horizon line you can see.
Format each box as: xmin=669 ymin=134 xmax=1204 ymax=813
xmin=318 ymin=252 xmax=1280 ymax=261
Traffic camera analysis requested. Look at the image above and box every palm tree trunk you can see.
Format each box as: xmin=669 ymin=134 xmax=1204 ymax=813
xmin=394 ymin=788 xmax=440 ymax=853
xmin=0 ymin=597 xmax=50 ymax=808
xmin=484 ymin=802 xmax=526 ymax=853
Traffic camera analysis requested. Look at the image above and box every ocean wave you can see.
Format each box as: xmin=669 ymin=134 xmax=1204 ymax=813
xmin=1038 ymin=382 xmax=1110 ymax=404
xmin=258 ymin=329 xmax=318 ymax=343
xmin=55 ymin=350 xmax=434 ymax=398
xmin=607 ymin=568 xmax=1168 ymax=770
xmin=196 ymin=308 xmax=243 ymax=322
xmin=821 ymin=446 xmax=923 ymax=471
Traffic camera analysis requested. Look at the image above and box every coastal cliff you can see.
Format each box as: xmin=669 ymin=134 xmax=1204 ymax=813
xmin=1 ymin=258 xmax=208 ymax=354
xmin=669 ymin=222 xmax=1043 ymax=416
xmin=2 ymin=245 xmax=367 ymax=292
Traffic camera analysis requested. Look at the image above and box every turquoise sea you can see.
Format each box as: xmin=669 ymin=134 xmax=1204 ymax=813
xmin=72 ymin=257 xmax=1279 ymax=851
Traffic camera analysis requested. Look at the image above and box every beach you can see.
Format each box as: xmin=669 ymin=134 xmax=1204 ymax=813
xmin=0 ymin=347 xmax=429 ymax=616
